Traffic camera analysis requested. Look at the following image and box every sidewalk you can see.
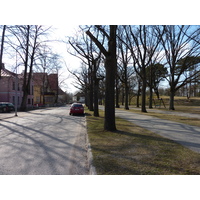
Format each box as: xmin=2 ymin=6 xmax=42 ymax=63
xmin=114 ymin=108 xmax=200 ymax=154
xmin=129 ymin=106 xmax=200 ymax=119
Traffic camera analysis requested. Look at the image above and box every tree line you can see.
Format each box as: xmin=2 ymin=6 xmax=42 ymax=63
xmin=1 ymin=25 xmax=200 ymax=131
xmin=68 ymin=25 xmax=200 ymax=131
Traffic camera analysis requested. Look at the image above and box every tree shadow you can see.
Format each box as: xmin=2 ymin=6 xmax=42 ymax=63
xmin=0 ymin=114 xmax=88 ymax=175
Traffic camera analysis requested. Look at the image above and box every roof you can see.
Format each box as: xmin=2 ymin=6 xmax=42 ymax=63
xmin=0 ymin=66 xmax=16 ymax=78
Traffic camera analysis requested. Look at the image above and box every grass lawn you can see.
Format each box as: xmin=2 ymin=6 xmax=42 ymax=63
xmin=86 ymin=108 xmax=200 ymax=175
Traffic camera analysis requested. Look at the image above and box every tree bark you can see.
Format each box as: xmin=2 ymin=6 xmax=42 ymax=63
xmin=104 ymin=54 xmax=116 ymax=130
xmin=115 ymin=75 xmax=120 ymax=108
xmin=93 ymin=60 xmax=99 ymax=117
xmin=0 ymin=25 xmax=6 ymax=79
xmin=169 ymin=87 xmax=175 ymax=110
xmin=149 ymin=87 xmax=153 ymax=109
xmin=104 ymin=26 xmax=117 ymax=131
xmin=124 ymin=66 xmax=129 ymax=110
xmin=141 ymin=67 xmax=147 ymax=112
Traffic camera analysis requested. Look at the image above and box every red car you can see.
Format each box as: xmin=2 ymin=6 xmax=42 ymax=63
xmin=69 ymin=103 xmax=84 ymax=115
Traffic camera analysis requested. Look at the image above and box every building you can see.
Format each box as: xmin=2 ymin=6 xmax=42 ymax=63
xmin=73 ymin=92 xmax=85 ymax=103
xmin=0 ymin=65 xmax=66 ymax=108
xmin=33 ymin=72 xmax=65 ymax=106
xmin=0 ymin=64 xmax=33 ymax=108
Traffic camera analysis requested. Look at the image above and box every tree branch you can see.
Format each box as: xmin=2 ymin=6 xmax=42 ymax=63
xmin=86 ymin=30 xmax=108 ymax=57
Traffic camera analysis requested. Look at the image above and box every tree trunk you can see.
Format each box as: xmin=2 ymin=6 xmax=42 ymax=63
xmin=21 ymin=92 xmax=28 ymax=111
xmin=104 ymin=56 xmax=116 ymax=131
xmin=149 ymin=65 xmax=153 ymax=109
xmin=154 ymin=88 xmax=160 ymax=99
xmin=141 ymin=67 xmax=147 ymax=112
xmin=149 ymin=86 xmax=153 ymax=109
xmin=141 ymin=80 xmax=147 ymax=112
xmin=88 ymin=71 xmax=94 ymax=111
xmin=20 ymin=26 xmax=30 ymax=111
xmin=121 ymin=88 xmax=124 ymax=106
xmin=93 ymin=78 xmax=99 ymax=117
xmin=0 ymin=25 xmax=6 ymax=79
xmin=93 ymin=61 xmax=99 ymax=117
xmin=115 ymin=83 xmax=120 ymax=108
xmin=124 ymin=66 xmax=129 ymax=110
xmin=136 ymin=83 xmax=141 ymax=108
xmin=169 ymin=88 xmax=175 ymax=110
xmin=86 ymin=25 xmax=117 ymax=131
xmin=124 ymin=82 xmax=129 ymax=110
xmin=104 ymin=25 xmax=117 ymax=131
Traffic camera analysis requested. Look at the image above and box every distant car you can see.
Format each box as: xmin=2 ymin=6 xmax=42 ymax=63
xmin=69 ymin=103 xmax=84 ymax=115
xmin=0 ymin=102 xmax=15 ymax=113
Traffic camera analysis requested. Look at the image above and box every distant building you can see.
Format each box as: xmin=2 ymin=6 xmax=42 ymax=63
xmin=73 ymin=92 xmax=85 ymax=103
xmin=33 ymin=72 xmax=65 ymax=106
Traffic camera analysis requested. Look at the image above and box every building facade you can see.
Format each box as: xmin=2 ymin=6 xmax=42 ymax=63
xmin=0 ymin=65 xmax=33 ymax=108
xmin=0 ymin=65 xmax=66 ymax=108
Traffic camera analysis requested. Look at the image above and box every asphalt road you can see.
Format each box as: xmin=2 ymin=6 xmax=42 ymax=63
xmin=0 ymin=106 xmax=89 ymax=175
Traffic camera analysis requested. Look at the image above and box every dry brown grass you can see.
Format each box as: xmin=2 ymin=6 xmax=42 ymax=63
xmin=86 ymin=109 xmax=200 ymax=175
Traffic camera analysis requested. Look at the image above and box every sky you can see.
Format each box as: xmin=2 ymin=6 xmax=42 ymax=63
xmin=1 ymin=0 xmax=199 ymax=94
xmin=48 ymin=25 xmax=83 ymax=93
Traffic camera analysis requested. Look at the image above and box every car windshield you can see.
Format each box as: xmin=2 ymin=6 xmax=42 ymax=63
xmin=73 ymin=104 xmax=83 ymax=107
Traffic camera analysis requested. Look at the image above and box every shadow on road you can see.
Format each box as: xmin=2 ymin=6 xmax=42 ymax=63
xmin=0 ymin=111 xmax=88 ymax=175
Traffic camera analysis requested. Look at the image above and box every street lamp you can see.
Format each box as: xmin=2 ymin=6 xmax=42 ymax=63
xmin=15 ymin=52 xmax=18 ymax=117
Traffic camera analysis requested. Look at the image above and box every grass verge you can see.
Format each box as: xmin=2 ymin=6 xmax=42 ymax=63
xmin=86 ymin=108 xmax=200 ymax=175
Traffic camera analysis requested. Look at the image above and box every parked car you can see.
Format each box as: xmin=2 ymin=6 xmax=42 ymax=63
xmin=0 ymin=102 xmax=15 ymax=113
xmin=69 ymin=103 xmax=84 ymax=115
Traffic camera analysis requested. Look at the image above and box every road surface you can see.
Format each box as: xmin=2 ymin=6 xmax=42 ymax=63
xmin=0 ymin=106 xmax=89 ymax=175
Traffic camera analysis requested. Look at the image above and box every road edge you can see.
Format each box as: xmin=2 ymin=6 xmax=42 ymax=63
xmin=84 ymin=117 xmax=97 ymax=175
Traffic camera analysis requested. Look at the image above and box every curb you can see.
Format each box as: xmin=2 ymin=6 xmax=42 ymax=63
xmin=85 ymin=118 xmax=97 ymax=175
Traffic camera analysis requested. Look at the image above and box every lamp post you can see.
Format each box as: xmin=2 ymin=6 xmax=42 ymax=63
xmin=15 ymin=52 xmax=18 ymax=117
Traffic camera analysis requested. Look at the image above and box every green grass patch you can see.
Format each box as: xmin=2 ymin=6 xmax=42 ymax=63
xmin=86 ymin=108 xmax=200 ymax=175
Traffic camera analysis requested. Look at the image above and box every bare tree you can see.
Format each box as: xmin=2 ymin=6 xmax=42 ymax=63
xmin=157 ymin=25 xmax=200 ymax=110
xmin=146 ymin=63 xmax=168 ymax=108
xmin=124 ymin=25 xmax=163 ymax=112
xmin=68 ymin=26 xmax=103 ymax=116
xmin=86 ymin=25 xmax=117 ymax=131
xmin=7 ymin=25 xmax=51 ymax=111
xmin=117 ymin=26 xmax=133 ymax=110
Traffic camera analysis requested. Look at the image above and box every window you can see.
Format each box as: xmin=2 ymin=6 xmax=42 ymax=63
xmin=12 ymin=81 xmax=15 ymax=90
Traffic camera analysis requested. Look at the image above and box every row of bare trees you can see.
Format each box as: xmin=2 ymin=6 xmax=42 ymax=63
xmin=68 ymin=25 xmax=200 ymax=131
xmin=0 ymin=25 xmax=64 ymax=111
